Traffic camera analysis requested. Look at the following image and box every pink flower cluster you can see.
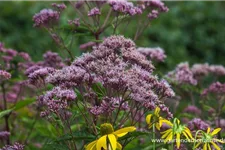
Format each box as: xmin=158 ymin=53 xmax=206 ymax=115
xmin=145 ymin=0 xmax=169 ymax=12
xmin=108 ymin=0 xmax=142 ymax=16
xmin=183 ymin=105 xmax=201 ymax=115
xmin=41 ymin=36 xmax=174 ymax=119
xmin=0 ymin=131 xmax=10 ymax=140
xmin=88 ymin=7 xmax=101 ymax=16
xmin=1 ymin=142 xmax=24 ymax=150
xmin=137 ymin=47 xmax=166 ymax=62
xmin=25 ymin=51 xmax=64 ymax=86
xmin=68 ymin=18 xmax=80 ymax=27
xmin=40 ymin=86 xmax=76 ymax=117
xmin=202 ymin=82 xmax=225 ymax=96
xmin=188 ymin=118 xmax=209 ymax=131
xmin=191 ymin=63 xmax=225 ymax=77
xmin=33 ymin=9 xmax=60 ymax=27
xmin=51 ymin=3 xmax=67 ymax=11
xmin=0 ymin=70 xmax=11 ymax=81
xmin=168 ymin=62 xmax=197 ymax=85
xmin=168 ymin=62 xmax=225 ymax=85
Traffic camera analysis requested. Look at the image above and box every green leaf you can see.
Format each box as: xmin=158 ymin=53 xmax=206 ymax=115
xmin=91 ymin=82 xmax=106 ymax=97
xmin=74 ymin=88 xmax=83 ymax=101
xmin=0 ymin=108 xmax=13 ymax=119
xmin=14 ymin=98 xmax=35 ymax=110
xmin=222 ymin=105 xmax=225 ymax=112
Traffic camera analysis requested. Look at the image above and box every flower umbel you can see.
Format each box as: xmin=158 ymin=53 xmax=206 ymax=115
xmin=194 ymin=127 xmax=224 ymax=150
xmin=161 ymin=118 xmax=193 ymax=149
xmin=146 ymin=107 xmax=171 ymax=130
xmin=86 ymin=123 xmax=136 ymax=150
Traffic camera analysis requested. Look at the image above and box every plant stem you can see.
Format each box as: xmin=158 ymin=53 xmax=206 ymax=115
xmin=152 ymin=124 xmax=156 ymax=150
xmin=1 ymin=83 xmax=10 ymax=144
xmin=192 ymin=130 xmax=202 ymax=150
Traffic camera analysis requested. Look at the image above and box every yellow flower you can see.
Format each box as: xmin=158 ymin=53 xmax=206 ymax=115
xmin=86 ymin=123 xmax=136 ymax=150
xmin=146 ymin=107 xmax=172 ymax=130
xmin=194 ymin=127 xmax=224 ymax=150
xmin=160 ymin=118 xmax=193 ymax=149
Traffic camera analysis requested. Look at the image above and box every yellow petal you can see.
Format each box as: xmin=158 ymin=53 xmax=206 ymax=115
xmin=184 ymin=127 xmax=193 ymax=139
xmin=108 ymin=134 xmax=117 ymax=150
xmin=210 ymin=142 xmax=220 ymax=150
xmin=182 ymin=131 xmax=190 ymax=140
xmin=211 ymin=128 xmax=221 ymax=136
xmin=156 ymin=123 xmax=160 ymax=130
xmin=208 ymin=143 xmax=212 ymax=150
xmin=176 ymin=119 xmax=180 ymax=125
xmin=154 ymin=107 xmax=160 ymax=116
xmin=159 ymin=118 xmax=163 ymax=127
xmin=96 ymin=135 xmax=107 ymax=150
xmin=117 ymin=142 xmax=122 ymax=150
xmin=207 ymin=127 xmax=211 ymax=134
xmin=203 ymin=143 xmax=207 ymax=150
xmin=86 ymin=140 xmax=97 ymax=150
xmin=114 ymin=127 xmax=136 ymax=137
xmin=162 ymin=119 xmax=173 ymax=127
xmin=214 ymin=138 xmax=225 ymax=143
xmin=146 ymin=114 xmax=152 ymax=125
xmin=176 ymin=133 xmax=180 ymax=149
xmin=161 ymin=129 xmax=172 ymax=139
xmin=164 ymin=132 xmax=173 ymax=143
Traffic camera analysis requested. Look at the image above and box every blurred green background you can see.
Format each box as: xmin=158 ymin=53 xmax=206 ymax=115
xmin=0 ymin=2 xmax=225 ymax=149
xmin=0 ymin=1 xmax=225 ymax=70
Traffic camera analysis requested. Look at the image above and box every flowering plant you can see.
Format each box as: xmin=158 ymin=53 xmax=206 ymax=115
xmin=0 ymin=1 xmax=225 ymax=150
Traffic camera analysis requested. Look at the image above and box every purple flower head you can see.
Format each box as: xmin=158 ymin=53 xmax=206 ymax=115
xmin=109 ymin=0 xmax=141 ymax=16
xmin=191 ymin=63 xmax=210 ymax=78
xmin=88 ymin=7 xmax=101 ymax=16
xmin=216 ymin=119 xmax=225 ymax=130
xmin=209 ymin=65 xmax=225 ymax=76
xmin=46 ymin=65 xmax=90 ymax=88
xmin=51 ymin=3 xmax=67 ymax=11
xmin=28 ymin=67 xmax=55 ymax=86
xmin=146 ymin=0 xmax=169 ymax=12
xmin=18 ymin=52 xmax=31 ymax=61
xmin=183 ymin=105 xmax=201 ymax=115
xmin=187 ymin=118 xmax=209 ymax=131
xmin=0 ymin=131 xmax=10 ymax=140
xmin=2 ymin=142 xmax=24 ymax=150
xmin=41 ymin=36 xmax=174 ymax=121
xmin=25 ymin=65 xmax=42 ymax=76
xmin=74 ymin=1 xmax=84 ymax=9
xmin=43 ymin=51 xmax=64 ymax=68
xmin=68 ymin=18 xmax=80 ymax=27
xmin=137 ymin=47 xmax=166 ymax=62
xmin=89 ymin=106 xmax=104 ymax=116
xmin=148 ymin=10 xmax=159 ymax=20
xmin=40 ymin=87 xmax=76 ymax=115
xmin=0 ymin=70 xmax=11 ymax=81
xmin=168 ymin=62 xmax=197 ymax=85
xmin=202 ymin=82 xmax=225 ymax=96
xmin=5 ymin=49 xmax=18 ymax=57
xmin=33 ymin=9 xmax=60 ymax=27
xmin=2 ymin=55 xmax=13 ymax=62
